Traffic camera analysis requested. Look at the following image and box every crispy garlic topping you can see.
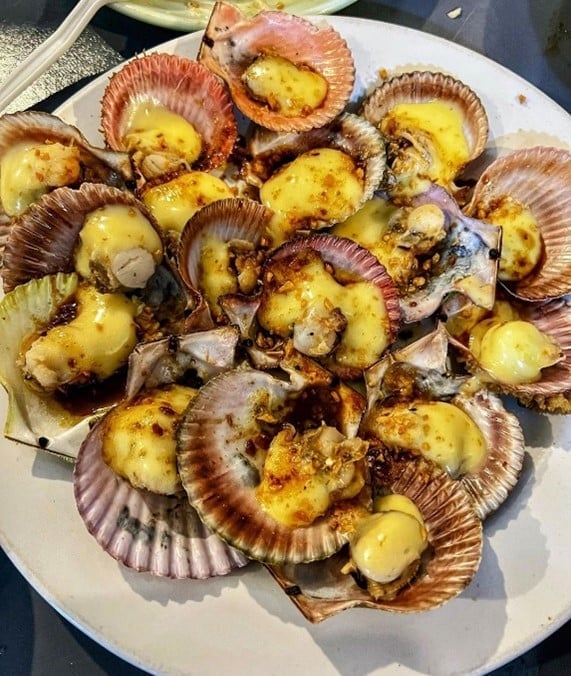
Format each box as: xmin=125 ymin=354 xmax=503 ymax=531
xmin=0 ymin=141 xmax=81 ymax=216
xmin=348 ymin=494 xmax=428 ymax=585
xmin=381 ymin=101 xmax=469 ymax=193
xmin=257 ymin=249 xmax=391 ymax=368
xmin=474 ymin=194 xmax=542 ymax=282
xmin=101 ymin=384 xmax=197 ymax=495
xmin=256 ymin=424 xmax=368 ymax=528
xmin=22 ymin=285 xmax=139 ymax=391
xmin=242 ymin=55 xmax=328 ymax=117
xmin=123 ymin=101 xmax=202 ymax=166
xmin=367 ymin=401 xmax=487 ymax=477
xmin=141 ymin=172 xmax=233 ymax=235
xmin=74 ymin=204 xmax=163 ymax=291
xmin=260 ymin=148 xmax=364 ymax=245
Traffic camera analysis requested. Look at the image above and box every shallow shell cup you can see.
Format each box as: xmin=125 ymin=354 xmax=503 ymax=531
xmin=198 ymin=1 xmax=355 ymax=132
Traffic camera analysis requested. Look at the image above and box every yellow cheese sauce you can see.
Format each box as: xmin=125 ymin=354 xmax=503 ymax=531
xmin=470 ymin=318 xmax=561 ymax=384
xmin=257 ymin=252 xmax=391 ymax=368
xmin=123 ymin=102 xmax=202 ymax=165
xmin=0 ymin=141 xmax=81 ymax=216
xmin=260 ymin=148 xmax=364 ymax=245
xmin=332 ymin=197 xmax=416 ymax=286
xmin=242 ymin=55 xmax=328 ymax=117
xmin=101 ymin=384 xmax=197 ymax=495
xmin=256 ymin=425 xmax=367 ymax=528
xmin=381 ymin=100 xmax=470 ymax=189
xmin=141 ymin=171 xmax=233 ymax=235
xmin=22 ymin=285 xmax=139 ymax=391
xmin=349 ymin=497 xmax=428 ymax=584
xmin=475 ymin=195 xmax=542 ymax=282
xmin=369 ymin=400 xmax=487 ymax=477
xmin=197 ymin=233 xmax=241 ymax=316
xmin=74 ymin=204 xmax=163 ymax=290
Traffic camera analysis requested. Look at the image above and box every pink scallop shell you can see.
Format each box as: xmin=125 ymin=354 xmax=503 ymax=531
xmin=101 ymin=52 xmax=237 ymax=172
xmin=267 ymin=457 xmax=483 ymax=621
xmin=466 ymin=146 xmax=571 ymax=301
xmin=74 ymin=416 xmax=249 ymax=578
xmin=361 ymin=70 xmax=489 ymax=164
xmin=198 ymin=2 xmax=355 ymax=132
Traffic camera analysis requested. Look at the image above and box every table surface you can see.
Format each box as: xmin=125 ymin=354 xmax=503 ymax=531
xmin=0 ymin=1 xmax=569 ymax=674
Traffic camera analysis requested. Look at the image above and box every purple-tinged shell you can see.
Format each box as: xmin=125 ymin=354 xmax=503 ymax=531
xmin=74 ymin=414 xmax=249 ymax=578
xmin=465 ymin=146 xmax=571 ymax=302
xmin=362 ymin=325 xmax=525 ymax=519
xmin=268 ymin=456 xmax=482 ymax=621
xmin=1 ymin=182 xmax=162 ymax=293
xmin=177 ymin=361 xmax=366 ymax=565
xmin=198 ymin=2 xmax=355 ymax=133
xmin=399 ymin=184 xmax=501 ymax=323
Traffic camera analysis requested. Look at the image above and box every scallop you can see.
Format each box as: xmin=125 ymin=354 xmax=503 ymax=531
xmin=465 ymin=146 xmax=571 ymax=301
xmin=0 ymin=110 xmax=132 ymax=243
xmin=73 ymin=326 xmax=247 ymax=577
xmin=254 ymin=233 xmax=401 ymax=378
xmin=246 ymin=114 xmax=386 ymax=245
xmin=2 ymin=182 xmax=164 ymax=294
xmin=361 ymin=71 xmax=488 ymax=201
xmin=176 ymin=197 xmax=273 ymax=328
xmin=198 ymin=2 xmax=355 ymax=132
xmin=448 ymin=297 xmax=571 ymax=414
xmin=361 ymin=324 xmax=526 ymax=519
xmin=0 ymin=274 xmax=112 ymax=458
xmin=267 ymin=455 xmax=483 ymax=621
xmin=101 ymin=52 xmax=237 ymax=180
xmin=177 ymin=354 xmax=370 ymax=565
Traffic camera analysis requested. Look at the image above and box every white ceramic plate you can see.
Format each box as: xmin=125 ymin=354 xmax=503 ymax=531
xmin=109 ymin=0 xmax=359 ymax=32
xmin=1 ymin=16 xmax=571 ymax=676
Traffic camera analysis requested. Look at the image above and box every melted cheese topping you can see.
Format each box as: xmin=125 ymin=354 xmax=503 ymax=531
xmin=373 ymin=493 xmax=424 ymax=524
xmin=123 ymin=102 xmax=202 ymax=164
xmin=260 ymin=148 xmax=364 ymax=245
xmin=257 ymin=253 xmax=391 ymax=368
xmin=381 ymin=101 xmax=469 ymax=189
xmin=332 ymin=197 xmax=416 ymax=286
xmin=256 ymin=425 xmax=367 ymax=528
xmin=23 ymin=285 xmax=139 ymax=391
xmin=198 ymin=234 xmax=239 ymax=316
xmin=370 ymin=401 xmax=487 ymax=476
xmin=471 ymin=319 xmax=561 ymax=384
xmin=0 ymin=141 xmax=81 ymax=216
xmin=142 ymin=171 xmax=233 ymax=234
xmin=74 ymin=204 xmax=163 ymax=290
xmin=478 ymin=195 xmax=542 ymax=282
xmin=350 ymin=509 xmax=427 ymax=584
xmin=242 ymin=55 xmax=328 ymax=117
xmin=101 ymin=384 xmax=197 ymax=495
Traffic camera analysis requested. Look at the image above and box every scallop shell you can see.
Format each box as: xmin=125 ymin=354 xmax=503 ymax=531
xmin=361 ymin=70 xmax=489 ymax=168
xmin=74 ymin=404 xmax=249 ymax=579
xmin=397 ymin=184 xmax=501 ymax=323
xmin=177 ymin=364 xmax=365 ymax=564
xmin=267 ymin=456 xmax=483 ymax=621
xmin=465 ymin=146 xmax=571 ymax=302
xmin=247 ymin=114 xmax=386 ymax=237
xmin=1 ymin=182 xmax=163 ymax=294
xmin=198 ymin=2 xmax=355 ymax=132
xmin=257 ymin=233 xmax=402 ymax=378
xmin=0 ymin=111 xmax=132 ymax=243
xmin=449 ymin=297 xmax=571 ymax=414
xmin=0 ymin=273 xmax=106 ymax=459
xmin=73 ymin=325 xmax=246 ymax=577
xmin=101 ymin=52 xmax=237 ymax=174
xmin=362 ymin=324 xmax=526 ymax=519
